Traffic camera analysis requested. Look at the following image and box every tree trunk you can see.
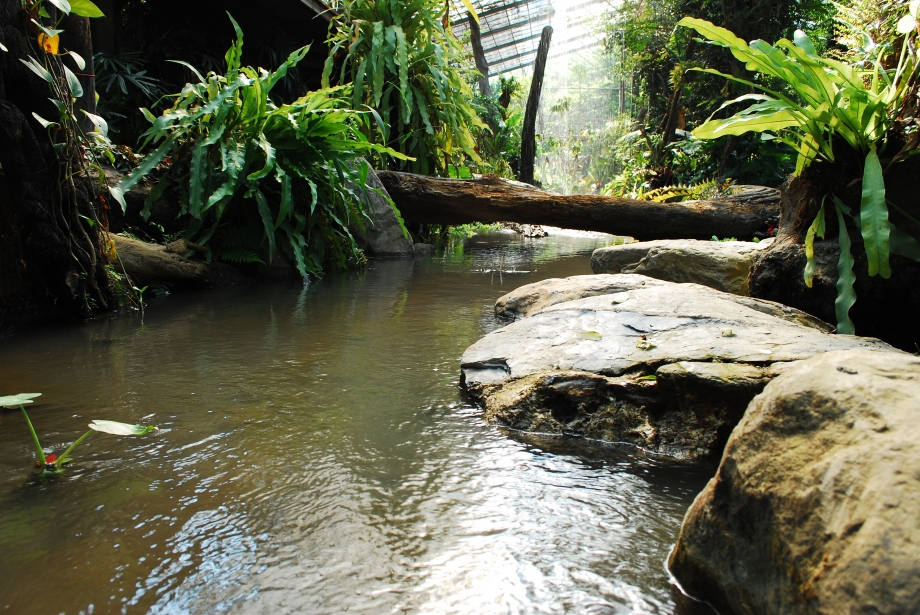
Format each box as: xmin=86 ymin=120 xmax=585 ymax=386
xmin=0 ymin=0 xmax=113 ymax=319
xmin=519 ymin=26 xmax=552 ymax=186
xmin=468 ymin=12 xmax=491 ymax=98
xmin=378 ymin=171 xmax=779 ymax=241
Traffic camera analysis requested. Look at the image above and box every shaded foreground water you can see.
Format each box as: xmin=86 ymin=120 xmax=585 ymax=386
xmin=0 ymin=231 xmax=712 ymax=614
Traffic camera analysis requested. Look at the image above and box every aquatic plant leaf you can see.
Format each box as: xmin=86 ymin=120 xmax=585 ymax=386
xmin=859 ymin=145 xmax=890 ymax=278
xmin=577 ymin=331 xmax=603 ymax=341
xmin=0 ymin=393 xmax=42 ymax=407
xmin=88 ymin=420 xmax=157 ymax=436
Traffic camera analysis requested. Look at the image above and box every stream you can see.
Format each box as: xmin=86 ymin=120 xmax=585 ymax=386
xmin=0 ymin=231 xmax=712 ymax=615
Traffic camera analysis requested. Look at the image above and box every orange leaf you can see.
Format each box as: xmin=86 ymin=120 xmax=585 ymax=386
xmin=38 ymin=33 xmax=59 ymax=55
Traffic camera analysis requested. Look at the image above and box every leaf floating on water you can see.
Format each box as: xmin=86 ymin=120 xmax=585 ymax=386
xmin=577 ymin=331 xmax=603 ymax=341
xmin=0 ymin=393 xmax=42 ymax=407
xmin=88 ymin=420 xmax=158 ymax=436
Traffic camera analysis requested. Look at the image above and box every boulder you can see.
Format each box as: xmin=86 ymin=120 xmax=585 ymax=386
xmin=495 ymin=274 xmax=833 ymax=332
xmin=669 ymin=349 xmax=919 ymax=615
xmin=350 ymin=166 xmax=414 ymax=258
xmin=462 ymin=275 xmax=890 ymax=459
xmin=413 ymin=243 xmax=436 ymax=257
xmin=591 ymin=239 xmax=772 ymax=295
xmin=111 ymin=235 xmax=245 ymax=288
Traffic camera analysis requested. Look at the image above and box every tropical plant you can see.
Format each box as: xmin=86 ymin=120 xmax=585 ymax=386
xmin=112 ymin=15 xmax=406 ymax=278
xmin=6 ymin=0 xmax=122 ymax=316
xmin=322 ymin=0 xmax=487 ymax=175
xmin=93 ymin=51 xmax=166 ymax=141
xmin=1 ymin=393 xmax=157 ymax=477
xmin=680 ymin=12 xmax=920 ymax=333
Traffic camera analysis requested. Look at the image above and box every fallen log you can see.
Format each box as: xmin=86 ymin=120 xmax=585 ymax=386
xmin=110 ymin=235 xmax=246 ymax=289
xmin=377 ymin=171 xmax=780 ymax=240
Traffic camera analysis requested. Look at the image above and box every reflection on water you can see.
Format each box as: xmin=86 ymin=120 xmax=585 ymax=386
xmin=0 ymin=231 xmax=710 ymax=614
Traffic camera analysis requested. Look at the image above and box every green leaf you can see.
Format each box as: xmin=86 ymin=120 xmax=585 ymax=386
xmin=69 ymin=0 xmax=104 ymax=17
xmin=112 ymin=134 xmax=178 ymax=211
xmin=859 ymin=145 xmax=891 ymax=278
xmin=462 ymin=0 xmax=479 ymax=24
xmin=81 ymin=110 xmax=108 ymax=136
xmin=637 ymin=375 xmax=657 ymax=381
xmin=67 ymin=50 xmax=86 ymax=71
xmin=678 ymin=17 xmax=749 ymax=51
xmin=63 ymin=64 xmax=84 ymax=98
xmin=834 ymin=202 xmax=857 ymax=335
xmin=142 ymin=178 xmax=170 ymax=220
xmin=88 ymin=420 xmax=157 ymax=436
xmin=692 ymin=99 xmax=801 ymax=138
xmin=32 ymin=112 xmax=59 ymax=130
xmin=167 ymin=60 xmax=205 ymax=84
xmin=803 ymin=202 xmax=826 ymax=288
xmin=0 ymin=393 xmax=42 ymax=407
xmin=224 ymin=12 xmax=245 ymax=72
xmin=889 ymin=222 xmax=920 ymax=262
xmin=46 ymin=0 xmax=71 ymax=15
xmin=19 ymin=57 xmax=54 ymax=84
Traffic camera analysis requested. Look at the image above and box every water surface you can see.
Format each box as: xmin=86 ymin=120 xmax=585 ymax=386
xmin=0 ymin=231 xmax=711 ymax=614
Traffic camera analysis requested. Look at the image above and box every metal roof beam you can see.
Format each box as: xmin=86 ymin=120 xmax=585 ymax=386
xmin=451 ymin=0 xmax=543 ymax=26
xmin=477 ymin=10 xmax=551 ymax=40
xmin=482 ymin=30 xmax=547 ymax=55
xmin=492 ymin=40 xmax=603 ymax=74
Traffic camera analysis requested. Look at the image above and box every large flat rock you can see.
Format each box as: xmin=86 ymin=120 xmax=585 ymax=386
xmin=669 ymin=349 xmax=920 ymax=614
xmin=463 ymin=275 xmax=891 ymax=459
xmin=591 ymin=239 xmax=771 ymax=295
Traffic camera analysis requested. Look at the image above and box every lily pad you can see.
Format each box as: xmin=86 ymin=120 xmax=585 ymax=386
xmin=0 ymin=393 xmax=42 ymax=407
xmin=88 ymin=420 xmax=157 ymax=436
xmin=577 ymin=331 xmax=603 ymax=341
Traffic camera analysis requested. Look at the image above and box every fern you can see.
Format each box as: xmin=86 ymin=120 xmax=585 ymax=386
xmin=214 ymin=226 xmax=265 ymax=265
xmin=219 ymin=247 xmax=265 ymax=265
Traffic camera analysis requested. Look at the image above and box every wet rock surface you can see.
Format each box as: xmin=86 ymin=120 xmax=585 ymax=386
xmin=591 ymin=239 xmax=771 ymax=295
xmin=669 ymin=349 xmax=919 ymax=615
xmin=462 ymin=275 xmax=889 ymax=459
xmin=350 ymin=167 xmax=414 ymax=258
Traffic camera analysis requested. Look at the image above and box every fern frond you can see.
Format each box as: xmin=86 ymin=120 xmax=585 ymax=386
xmin=218 ymin=247 xmax=265 ymax=265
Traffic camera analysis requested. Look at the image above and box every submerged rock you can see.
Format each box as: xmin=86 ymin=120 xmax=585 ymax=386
xmin=591 ymin=239 xmax=772 ymax=295
xmin=462 ymin=275 xmax=889 ymax=459
xmin=669 ymin=349 xmax=919 ymax=615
